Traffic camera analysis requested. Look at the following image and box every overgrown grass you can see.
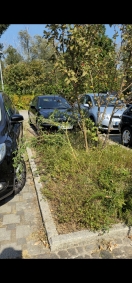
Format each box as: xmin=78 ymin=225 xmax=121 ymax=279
xmin=30 ymin=130 xmax=132 ymax=232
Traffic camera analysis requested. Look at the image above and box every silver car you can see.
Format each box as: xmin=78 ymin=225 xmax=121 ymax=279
xmin=74 ymin=93 xmax=127 ymax=132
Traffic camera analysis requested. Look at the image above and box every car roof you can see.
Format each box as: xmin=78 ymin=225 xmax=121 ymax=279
xmin=85 ymin=93 xmax=108 ymax=96
xmin=37 ymin=95 xmax=62 ymax=98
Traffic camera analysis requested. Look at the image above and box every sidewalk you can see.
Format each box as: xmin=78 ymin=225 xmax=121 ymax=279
xmin=0 ymin=110 xmax=132 ymax=258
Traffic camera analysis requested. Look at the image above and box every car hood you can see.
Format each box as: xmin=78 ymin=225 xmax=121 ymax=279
xmin=95 ymin=105 xmax=127 ymax=115
xmin=39 ymin=108 xmax=78 ymax=119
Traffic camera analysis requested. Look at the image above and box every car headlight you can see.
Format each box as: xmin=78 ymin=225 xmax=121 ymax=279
xmin=0 ymin=143 xmax=6 ymax=162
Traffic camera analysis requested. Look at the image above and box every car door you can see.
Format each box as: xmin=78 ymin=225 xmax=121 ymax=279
xmin=3 ymin=93 xmax=22 ymax=147
xmin=29 ymin=96 xmax=38 ymax=126
xmin=123 ymin=106 xmax=132 ymax=126
xmin=80 ymin=95 xmax=92 ymax=117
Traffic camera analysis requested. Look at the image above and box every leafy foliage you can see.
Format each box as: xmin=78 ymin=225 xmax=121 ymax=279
xmin=0 ymin=24 xmax=10 ymax=37
xmin=4 ymin=45 xmax=23 ymax=65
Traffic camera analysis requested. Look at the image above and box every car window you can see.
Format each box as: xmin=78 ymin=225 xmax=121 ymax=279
xmin=3 ymin=93 xmax=15 ymax=117
xmin=85 ymin=95 xmax=92 ymax=105
xmin=79 ymin=96 xmax=85 ymax=104
xmin=38 ymin=97 xmax=71 ymax=109
xmin=128 ymin=107 xmax=132 ymax=116
xmin=31 ymin=97 xmax=38 ymax=107
xmin=93 ymin=95 xmax=124 ymax=107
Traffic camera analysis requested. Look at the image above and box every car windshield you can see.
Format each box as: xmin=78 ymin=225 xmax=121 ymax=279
xmin=93 ymin=95 xmax=124 ymax=107
xmin=38 ymin=97 xmax=71 ymax=109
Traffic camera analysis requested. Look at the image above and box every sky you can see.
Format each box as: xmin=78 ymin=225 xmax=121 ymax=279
xmin=0 ymin=24 xmax=121 ymax=50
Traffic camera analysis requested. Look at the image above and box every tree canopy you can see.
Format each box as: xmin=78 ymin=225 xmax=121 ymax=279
xmin=0 ymin=24 xmax=10 ymax=37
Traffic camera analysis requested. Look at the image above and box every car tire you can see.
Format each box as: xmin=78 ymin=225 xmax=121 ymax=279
xmin=121 ymin=127 xmax=132 ymax=146
xmin=13 ymin=158 xmax=26 ymax=195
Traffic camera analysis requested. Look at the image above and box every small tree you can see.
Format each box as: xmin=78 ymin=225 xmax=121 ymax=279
xmin=43 ymin=24 xmax=118 ymax=150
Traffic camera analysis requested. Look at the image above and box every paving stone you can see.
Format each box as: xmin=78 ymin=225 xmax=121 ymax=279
xmin=112 ymin=248 xmax=125 ymax=256
xmin=67 ymin=248 xmax=78 ymax=257
xmin=7 ymin=224 xmax=16 ymax=230
xmin=122 ymin=246 xmax=132 ymax=254
xmin=22 ymin=192 xmax=35 ymax=200
xmin=0 ymin=228 xmax=11 ymax=241
xmin=91 ymin=252 xmax=101 ymax=259
xmin=100 ymin=250 xmax=113 ymax=259
xmin=115 ymin=239 xmax=123 ymax=245
xmin=122 ymin=237 xmax=132 ymax=245
xmin=26 ymin=241 xmax=49 ymax=256
xmin=3 ymin=214 xmax=20 ymax=225
xmin=17 ymin=210 xmax=24 ymax=216
xmin=17 ymin=238 xmax=27 ymax=246
xmin=16 ymin=203 xmax=31 ymax=211
xmin=76 ymin=246 xmax=84 ymax=254
xmin=13 ymin=195 xmax=20 ymax=202
xmin=85 ymin=244 xmax=98 ymax=253
xmin=0 ymin=205 xmax=11 ymax=214
xmin=33 ymin=253 xmax=51 ymax=259
xmin=57 ymin=250 xmax=70 ymax=258
xmin=16 ymin=225 xmax=31 ymax=238
xmin=11 ymin=230 xmax=16 ymax=241
xmin=8 ymin=202 xmax=17 ymax=206
xmin=48 ymin=253 xmax=60 ymax=259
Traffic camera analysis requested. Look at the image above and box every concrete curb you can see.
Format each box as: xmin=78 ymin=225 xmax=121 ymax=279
xmin=26 ymin=146 xmax=131 ymax=252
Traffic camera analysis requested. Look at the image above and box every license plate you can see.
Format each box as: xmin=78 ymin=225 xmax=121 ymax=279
xmin=58 ymin=123 xmax=73 ymax=130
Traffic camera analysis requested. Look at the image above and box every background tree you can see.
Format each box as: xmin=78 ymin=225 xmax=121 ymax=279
xmin=0 ymin=24 xmax=10 ymax=37
xmin=4 ymin=45 xmax=23 ymax=65
xmin=18 ymin=29 xmax=32 ymax=61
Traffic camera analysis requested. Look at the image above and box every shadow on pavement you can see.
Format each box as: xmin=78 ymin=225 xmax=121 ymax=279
xmin=0 ymin=247 xmax=22 ymax=259
xmin=0 ymin=194 xmax=14 ymax=206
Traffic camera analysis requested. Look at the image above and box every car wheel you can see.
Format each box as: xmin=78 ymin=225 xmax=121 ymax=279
xmin=13 ymin=158 xmax=26 ymax=195
xmin=121 ymin=127 xmax=132 ymax=146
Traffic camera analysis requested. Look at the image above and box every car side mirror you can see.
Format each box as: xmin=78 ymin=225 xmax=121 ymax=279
xmin=84 ymin=103 xmax=89 ymax=107
xmin=127 ymin=103 xmax=132 ymax=107
xmin=11 ymin=114 xmax=24 ymax=124
xmin=30 ymin=105 xmax=36 ymax=109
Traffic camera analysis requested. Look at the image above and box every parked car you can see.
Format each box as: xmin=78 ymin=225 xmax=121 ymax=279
xmin=73 ymin=93 xmax=127 ymax=132
xmin=0 ymin=91 xmax=26 ymax=201
xmin=28 ymin=95 xmax=80 ymax=132
xmin=118 ymin=104 xmax=132 ymax=147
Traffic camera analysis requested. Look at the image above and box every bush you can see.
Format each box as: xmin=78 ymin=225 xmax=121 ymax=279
xmin=10 ymin=94 xmax=34 ymax=109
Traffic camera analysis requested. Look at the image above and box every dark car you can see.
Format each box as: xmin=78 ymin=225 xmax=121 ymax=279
xmin=118 ymin=104 xmax=132 ymax=146
xmin=28 ymin=95 xmax=80 ymax=132
xmin=0 ymin=91 xmax=26 ymax=201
